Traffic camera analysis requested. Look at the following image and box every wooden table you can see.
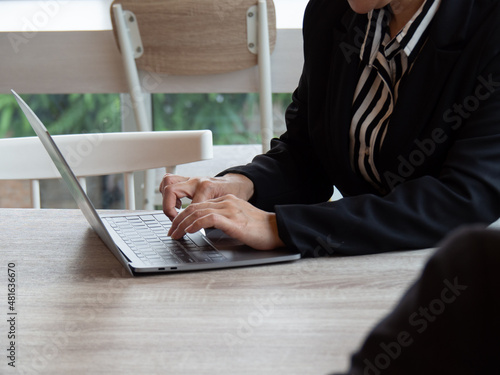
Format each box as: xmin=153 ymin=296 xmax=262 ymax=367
xmin=0 ymin=209 xmax=434 ymax=375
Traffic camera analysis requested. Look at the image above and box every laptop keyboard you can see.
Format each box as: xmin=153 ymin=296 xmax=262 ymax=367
xmin=105 ymin=214 xmax=226 ymax=266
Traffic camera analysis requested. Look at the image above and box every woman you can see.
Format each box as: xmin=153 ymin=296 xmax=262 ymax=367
xmin=160 ymin=0 xmax=500 ymax=256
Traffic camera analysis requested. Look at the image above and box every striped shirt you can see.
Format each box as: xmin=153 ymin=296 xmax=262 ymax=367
xmin=349 ymin=0 xmax=441 ymax=190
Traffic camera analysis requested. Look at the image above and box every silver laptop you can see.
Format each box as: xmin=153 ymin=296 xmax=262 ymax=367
xmin=12 ymin=89 xmax=301 ymax=275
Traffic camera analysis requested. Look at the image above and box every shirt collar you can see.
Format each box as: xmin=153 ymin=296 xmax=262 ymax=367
xmin=360 ymin=0 xmax=441 ymax=65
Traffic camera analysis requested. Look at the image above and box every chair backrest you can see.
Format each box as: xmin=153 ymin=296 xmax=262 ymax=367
xmin=110 ymin=0 xmax=276 ymax=154
xmin=108 ymin=0 xmax=275 ymax=211
xmin=110 ymin=0 xmax=276 ymax=75
xmin=0 ymin=131 xmax=212 ymax=209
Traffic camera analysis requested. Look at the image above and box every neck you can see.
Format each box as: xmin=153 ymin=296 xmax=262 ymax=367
xmin=389 ymin=0 xmax=426 ymax=38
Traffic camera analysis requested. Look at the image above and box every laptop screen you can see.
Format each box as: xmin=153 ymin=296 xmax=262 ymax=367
xmin=11 ymin=90 xmax=127 ymax=262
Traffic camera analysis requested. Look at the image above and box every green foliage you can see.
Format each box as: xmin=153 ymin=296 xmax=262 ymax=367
xmin=0 ymin=93 xmax=121 ymax=138
xmin=153 ymin=93 xmax=292 ymax=145
xmin=0 ymin=92 xmax=292 ymax=145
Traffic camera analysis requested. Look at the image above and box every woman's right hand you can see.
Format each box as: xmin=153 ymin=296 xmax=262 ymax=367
xmin=159 ymin=173 xmax=255 ymax=221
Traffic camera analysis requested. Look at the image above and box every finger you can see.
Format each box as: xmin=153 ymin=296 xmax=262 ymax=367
xmin=162 ymin=180 xmax=199 ymax=221
xmin=184 ymin=213 xmax=233 ymax=236
xmin=159 ymin=174 xmax=189 ymax=194
xmin=169 ymin=202 xmax=225 ymax=238
xmin=175 ymin=198 xmax=182 ymax=210
xmin=168 ymin=195 xmax=239 ymax=237
xmin=163 ymin=195 xmax=181 ymax=221
xmin=178 ymin=194 xmax=236 ymax=220
xmin=168 ymin=203 xmax=208 ymax=237
xmin=171 ymin=211 xmax=226 ymax=240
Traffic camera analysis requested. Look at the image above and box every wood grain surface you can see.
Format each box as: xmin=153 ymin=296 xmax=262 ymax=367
xmin=0 ymin=209 xmax=434 ymax=375
xmin=110 ymin=0 xmax=277 ymax=75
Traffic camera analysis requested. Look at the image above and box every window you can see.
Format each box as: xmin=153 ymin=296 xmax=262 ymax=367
xmin=153 ymin=93 xmax=291 ymax=145
xmin=0 ymin=0 xmax=307 ymax=208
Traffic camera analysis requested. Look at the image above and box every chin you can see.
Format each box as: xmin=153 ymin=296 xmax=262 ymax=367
xmin=347 ymin=0 xmax=390 ymax=14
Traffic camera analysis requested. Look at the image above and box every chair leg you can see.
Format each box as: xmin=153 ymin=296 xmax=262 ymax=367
xmin=124 ymin=172 xmax=135 ymax=210
xmin=258 ymin=0 xmax=273 ymax=153
xmin=143 ymin=169 xmax=155 ymax=211
xmin=165 ymin=166 xmax=177 ymax=175
xmin=31 ymin=180 xmax=41 ymax=209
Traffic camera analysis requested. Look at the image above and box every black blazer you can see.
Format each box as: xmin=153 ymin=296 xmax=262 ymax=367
xmin=222 ymin=0 xmax=500 ymax=256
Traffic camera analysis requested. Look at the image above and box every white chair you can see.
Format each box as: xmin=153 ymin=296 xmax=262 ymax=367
xmin=110 ymin=0 xmax=276 ymax=151
xmin=110 ymin=1 xmax=276 ymax=209
xmin=0 ymin=131 xmax=212 ymax=209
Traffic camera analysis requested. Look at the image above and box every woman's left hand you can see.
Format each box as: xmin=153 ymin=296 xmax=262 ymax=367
xmin=168 ymin=194 xmax=285 ymax=250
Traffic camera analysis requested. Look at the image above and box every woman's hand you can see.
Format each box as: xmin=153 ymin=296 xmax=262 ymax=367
xmin=159 ymin=173 xmax=254 ymax=221
xmin=167 ymin=194 xmax=285 ymax=251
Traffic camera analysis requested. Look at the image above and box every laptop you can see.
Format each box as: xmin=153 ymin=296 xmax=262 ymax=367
xmin=11 ymin=89 xmax=301 ymax=275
